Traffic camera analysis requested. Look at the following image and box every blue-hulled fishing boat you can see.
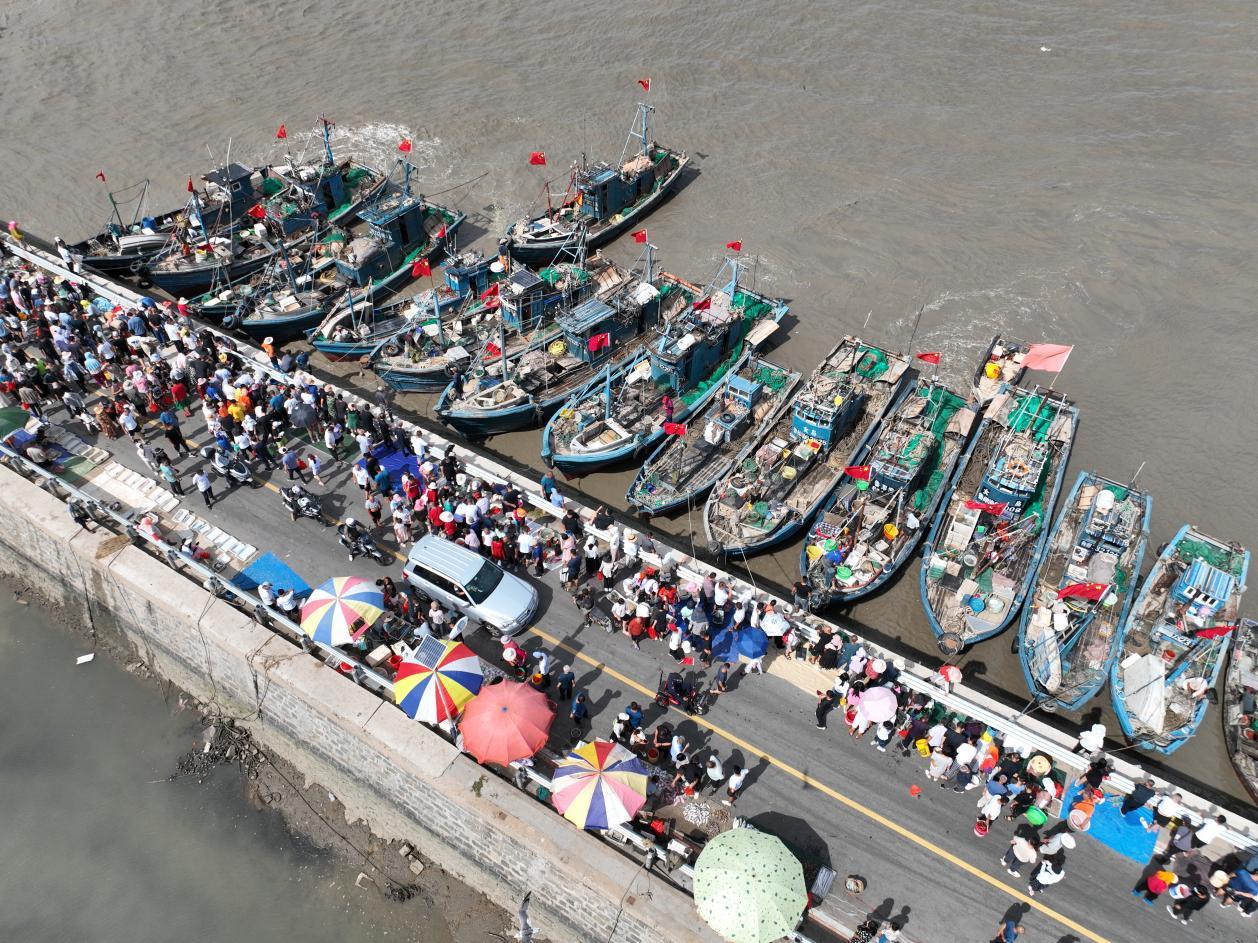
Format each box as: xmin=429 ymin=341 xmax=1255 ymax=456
xmin=269 ymin=116 xmax=389 ymax=229
xmin=540 ymin=258 xmax=786 ymax=475
xmin=625 ymin=356 xmax=801 ymax=518
xmin=375 ymin=248 xmax=627 ymax=394
xmin=800 ymin=377 xmax=980 ymax=606
xmin=702 ymin=337 xmax=911 ymax=561
xmin=919 ymin=387 xmax=1078 ymax=654
xmin=504 ymin=102 xmax=689 ymax=265
xmin=1018 ymin=470 xmax=1152 ymax=711
xmin=69 ymin=179 xmax=201 ymax=278
xmin=1222 ymin=618 xmax=1258 ymax=803
xmin=1111 ymin=527 xmax=1249 ymax=755
xmin=437 ymin=246 xmax=676 ymax=437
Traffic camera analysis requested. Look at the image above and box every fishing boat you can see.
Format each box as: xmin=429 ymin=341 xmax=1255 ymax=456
xmin=504 ymin=102 xmax=688 ymax=264
xmin=702 ymin=338 xmax=911 ymax=561
xmin=972 ymin=335 xmax=1028 ymax=403
xmin=1111 ymin=527 xmax=1249 ymax=755
xmin=540 ymin=259 xmax=786 ymax=475
xmin=234 ymin=253 xmax=348 ymax=343
xmin=625 ymin=357 xmax=801 ymax=517
xmin=1018 ymin=471 xmax=1152 ymax=711
xmin=800 ymin=377 xmax=980 ymax=606
xmin=375 ymin=248 xmax=625 ymax=393
xmin=438 ymin=248 xmax=676 ymax=438
xmin=1222 ymin=619 xmax=1258 ymax=803
xmin=69 ymin=180 xmax=203 ymax=278
xmin=268 ymin=116 xmax=389 ymax=229
xmin=919 ymin=387 xmax=1078 ymax=654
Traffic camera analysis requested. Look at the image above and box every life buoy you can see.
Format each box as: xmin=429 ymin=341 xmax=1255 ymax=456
xmin=1007 ymin=459 xmax=1030 ymax=478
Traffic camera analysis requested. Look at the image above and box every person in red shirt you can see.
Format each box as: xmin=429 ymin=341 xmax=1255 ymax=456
xmin=626 ymin=615 xmax=647 ymax=651
xmin=170 ymin=379 xmax=192 ymax=416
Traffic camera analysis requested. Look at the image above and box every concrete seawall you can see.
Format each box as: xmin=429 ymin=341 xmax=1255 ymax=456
xmin=0 ymin=465 xmax=717 ymax=943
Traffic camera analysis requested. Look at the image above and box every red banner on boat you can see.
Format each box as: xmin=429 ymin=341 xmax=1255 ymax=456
xmin=480 ymin=282 xmax=499 ymax=300
xmin=1194 ymin=624 xmax=1237 ymax=639
xmin=693 ymin=297 xmax=712 ymax=311
xmin=1057 ymin=582 xmax=1109 ymax=602
xmin=246 ymin=204 xmax=267 ymax=220
xmin=95 ymin=170 xmax=107 ymax=183
xmin=1023 ymin=343 xmax=1073 ymax=373
xmin=276 ymin=124 xmax=287 ymax=140
xmin=529 ymin=151 xmax=547 ymax=166
xmin=588 ymin=332 xmax=611 ymax=352
xmin=187 ymin=176 xmax=195 ymax=193
xmin=843 ymin=465 xmax=871 ymax=481
xmin=915 ymin=351 xmax=942 ymax=365
xmin=663 ymin=422 xmax=687 ymax=435
xmin=964 ymin=499 xmax=1008 ymax=514
xmin=638 ymin=78 xmax=651 ymax=92
xmin=398 ymin=138 xmax=413 ymax=153
xmin=410 ymin=258 xmax=431 ymax=278
xmin=725 ymin=240 xmax=743 ymax=251
xmin=484 ymin=342 xmax=501 ymax=358
xmin=632 ymin=229 xmax=648 ymax=243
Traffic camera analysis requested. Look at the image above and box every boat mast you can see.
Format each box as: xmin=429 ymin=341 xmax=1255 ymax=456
xmin=319 ymin=114 xmax=335 ymax=165
xmin=621 ymin=101 xmax=654 ymax=165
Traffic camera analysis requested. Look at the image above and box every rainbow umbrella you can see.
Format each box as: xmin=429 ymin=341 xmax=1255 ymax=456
xmin=300 ymin=576 xmax=384 ymax=646
xmin=394 ymin=640 xmax=483 ymax=723
xmin=551 ymin=740 xmax=648 ymax=830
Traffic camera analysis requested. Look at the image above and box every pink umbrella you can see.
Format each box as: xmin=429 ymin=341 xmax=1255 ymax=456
xmin=855 ymin=686 xmax=899 ymax=724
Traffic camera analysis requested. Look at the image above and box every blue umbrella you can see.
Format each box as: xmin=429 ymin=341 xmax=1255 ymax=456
xmin=711 ymin=626 xmax=769 ymax=662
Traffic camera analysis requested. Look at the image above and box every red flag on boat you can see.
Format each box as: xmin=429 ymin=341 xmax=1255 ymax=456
xmin=631 ymin=229 xmax=648 ymax=243
xmin=843 ymin=465 xmax=871 ymax=481
xmin=484 ymin=342 xmax=501 ymax=358
xmin=725 ymin=240 xmax=743 ymax=251
xmin=693 ymin=297 xmax=712 ymax=311
xmin=964 ymin=499 xmax=1008 ymax=515
xmin=1023 ymin=343 xmax=1073 ymax=373
xmin=588 ymin=332 xmax=611 ymax=352
xmin=916 ymin=351 xmax=942 ymax=365
xmin=276 ymin=124 xmax=287 ymax=140
xmin=1057 ymin=582 xmax=1110 ymax=602
xmin=638 ymin=78 xmax=651 ymax=92
xmin=436 ymin=224 xmax=447 ymax=240
xmin=399 ymin=138 xmax=413 ymax=153
xmin=529 ymin=151 xmax=547 ymax=166
xmin=95 ymin=171 xmax=107 ymax=183
xmin=480 ymin=282 xmax=499 ymax=300
xmin=663 ymin=422 xmax=687 ymax=436
xmin=1194 ymin=624 xmax=1237 ymax=640
xmin=187 ymin=176 xmax=195 ymax=193
xmin=410 ymin=257 xmax=431 ymax=278
xmin=246 ymin=204 xmax=267 ymax=220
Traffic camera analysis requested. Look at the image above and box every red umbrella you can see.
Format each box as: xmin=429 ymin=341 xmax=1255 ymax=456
xmin=459 ymin=681 xmax=555 ymax=765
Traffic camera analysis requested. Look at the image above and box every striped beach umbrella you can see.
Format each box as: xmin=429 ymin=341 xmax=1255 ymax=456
xmin=551 ymin=740 xmax=648 ymax=830
xmin=300 ymin=576 xmax=384 ymax=646
xmin=394 ymin=640 xmax=483 ymax=723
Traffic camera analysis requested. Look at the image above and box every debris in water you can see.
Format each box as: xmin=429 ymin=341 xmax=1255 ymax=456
xmin=1040 ymin=45 xmax=1051 ymax=53
xmin=75 ymin=653 xmax=95 ymax=665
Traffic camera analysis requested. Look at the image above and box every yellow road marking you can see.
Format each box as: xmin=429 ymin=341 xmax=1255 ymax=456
xmin=527 ymin=624 xmax=1110 ymax=943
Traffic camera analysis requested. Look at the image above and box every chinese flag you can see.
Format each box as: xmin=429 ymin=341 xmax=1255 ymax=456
xmin=246 ymin=204 xmax=267 ymax=220
xmin=631 ymin=229 xmax=648 ymax=243
xmin=529 ymin=151 xmax=547 ymax=166
xmin=1057 ymin=582 xmax=1110 ymax=602
xmin=693 ymin=297 xmax=712 ymax=311
xmin=1023 ymin=343 xmax=1073 ymax=373
xmin=484 ymin=342 xmax=502 ymax=358
xmin=663 ymin=422 xmax=688 ymax=436
xmin=725 ymin=240 xmax=743 ymax=251
xmin=843 ymin=465 xmax=871 ymax=481
xmin=436 ymin=224 xmax=447 ymax=240
xmin=187 ymin=176 xmax=195 ymax=193
xmin=588 ymin=332 xmax=611 ymax=352
xmin=479 ymin=282 xmax=499 ymax=300
xmin=398 ymin=138 xmax=413 ymax=153
xmin=410 ymin=257 xmax=431 ymax=278
xmin=1195 ymin=624 xmax=1237 ymax=640
xmin=638 ymin=78 xmax=651 ymax=92
xmin=916 ymin=352 xmax=942 ymax=365
xmin=95 ymin=170 xmax=107 ymax=183
xmin=276 ymin=124 xmax=287 ymax=140
xmin=964 ymin=499 xmax=1008 ymax=515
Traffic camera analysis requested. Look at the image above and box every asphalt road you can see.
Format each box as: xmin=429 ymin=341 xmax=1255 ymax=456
xmin=48 ymin=395 xmax=1252 ymax=943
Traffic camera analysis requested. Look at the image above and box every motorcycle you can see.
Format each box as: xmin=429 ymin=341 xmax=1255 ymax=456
xmin=339 ymin=529 xmax=390 ymax=565
xmin=198 ymin=445 xmax=254 ymax=487
xmin=281 ymin=485 xmax=325 ymax=524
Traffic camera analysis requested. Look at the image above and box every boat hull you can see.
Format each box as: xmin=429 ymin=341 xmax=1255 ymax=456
xmin=147 ymin=250 xmax=276 ymax=297
xmin=239 ymin=305 xmax=327 ymax=343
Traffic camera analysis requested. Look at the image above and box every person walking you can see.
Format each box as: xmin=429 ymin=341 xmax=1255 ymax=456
xmin=1027 ymin=855 xmax=1065 ymax=897
xmin=555 ymin=665 xmax=575 ymax=702
xmin=306 ymin=452 xmax=325 ymax=486
xmin=158 ymin=460 xmax=183 ymax=495
xmin=158 ymin=408 xmax=189 ymax=456
xmin=569 ymin=692 xmax=589 ymax=728
xmin=1167 ymin=881 xmax=1211 ymax=924
xmin=1132 ymin=868 xmax=1177 ymax=905
xmin=989 ymin=918 xmax=1024 ymax=943
xmin=1002 ymin=831 xmax=1039 ymax=876
xmin=723 ymin=765 xmax=748 ymax=806
xmin=281 ymin=446 xmax=306 ymax=482
xmin=816 ymin=688 xmax=840 ymax=729
xmin=704 ymin=753 xmax=726 ymax=794
xmin=193 ymin=469 xmax=214 ymax=508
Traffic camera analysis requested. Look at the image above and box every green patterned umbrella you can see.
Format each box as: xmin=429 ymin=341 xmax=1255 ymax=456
xmin=693 ymin=828 xmax=807 ymax=943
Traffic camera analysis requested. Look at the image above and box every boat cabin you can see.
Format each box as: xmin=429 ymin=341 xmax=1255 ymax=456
xmin=1173 ymin=559 xmax=1236 ymax=627
xmin=556 ymin=281 xmax=662 ymax=366
xmin=980 ymin=441 xmax=1048 ymax=515
xmin=443 ymin=254 xmax=492 ymax=301
xmin=501 ymin=269 xmax=547 ymax=331
xmin=870 ymin=428 xmax=938 ymax=494
xmin=335 ymin=194 xmax=426 ymax=286
xmin=649 ymin=291 xmax=743 ymax=393
xmin=703 ymin=373 xmax=762 ymax=445
xmin=791 ymin=378 xmax=863 ymax=450
xmin=202 ymin=163 xmax=264 ymax=217
xmin=576 ymin=154 xmax=658 ymax=224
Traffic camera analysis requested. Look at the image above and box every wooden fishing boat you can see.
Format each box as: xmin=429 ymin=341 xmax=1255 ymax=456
xmin=801 ymin=377 xmax=980 ymax=606
xmin=1111 ymin=527 xmax=1249 ymax=755
xmin=68 ymin=180 xmax=202 ymax=278
xmin=540 ymin=259 xmax=786 ymax=475
xmin=268 ymin=116 xmax=390 ymax=228
xmin=504 ymin=102 xmax=688 ymax=264
xmin=438 ymin=257 xmax=676 ymax=438
xmin=625 ymin=357 xmax=801 ymax=517
xmin=1223 ymin=619 xmax=1258 ymax=803
xmin=972 ymin=335 xmax=1028 ymax=403
xmin=702 ymin=337 xmax=911 ymax=561
xmin=919 ymin=387 xmax=1078 ymax=654
xmin=1018 ymin=471 xmax=1152 ymax=711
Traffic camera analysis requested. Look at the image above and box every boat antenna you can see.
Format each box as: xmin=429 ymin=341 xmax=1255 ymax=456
xmin=1129 ymin=461 xmax=1146 ymax=488
xmin=904 ymin=303 xmax=926 ymax=358
xmin=319 ymin=114 xmax=335 ymax=165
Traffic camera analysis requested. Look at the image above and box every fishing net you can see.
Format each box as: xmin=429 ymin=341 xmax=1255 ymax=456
xmin=1178 ymin=537 xmax=1245 ymax=575
xmin=753 ymin=365 xmax=790 ymax=390
xmin=854 ymin=346 xmax=889 ymax=379
xmin=681 ymin=342 xmax=743 ymax=406
xmin=344 ymin=167 xmax=372 ymax=186
xmin=261 ymin=178 xmax=285 ymax=197
xmin=731 ymin=291 xmax=772 ymax=322
xmin=1008 ymin=394 xmax=1057 ymax=440
xmin=540 ymin=266 xmax=590 ymax=287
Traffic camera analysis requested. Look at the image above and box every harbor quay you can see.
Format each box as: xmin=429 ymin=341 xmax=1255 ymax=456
xmin=0 ymin=235 xmax=1255 ymax=943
